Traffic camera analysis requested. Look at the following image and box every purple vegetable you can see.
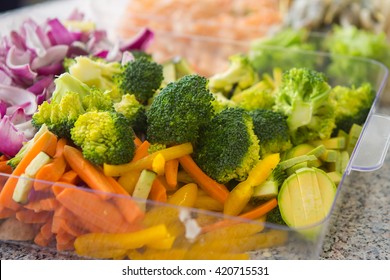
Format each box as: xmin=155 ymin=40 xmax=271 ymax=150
xmin=120 ymin=28 xmax=154 ymax=52
xmin=0 ymin=84 xmax=37 ymax=116
xmin=0 ymin=115 xmax=27 ymax=157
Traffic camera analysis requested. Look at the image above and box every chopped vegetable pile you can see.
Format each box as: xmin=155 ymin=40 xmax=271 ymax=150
xmin=0 ymin=14 xmax=383 ymax=260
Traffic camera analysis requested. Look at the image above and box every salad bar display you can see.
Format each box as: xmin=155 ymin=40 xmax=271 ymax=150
xmin=0 ymin=0 xmax=390 ymax=260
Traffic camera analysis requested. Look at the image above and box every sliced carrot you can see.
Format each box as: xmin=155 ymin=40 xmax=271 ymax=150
xmin=24 ymin=200 xmax=43 ymax=212
xmin=0 ymin=206 xmax=14 ymax=219
xmin=39 ymin=197 xmax=59 ymax=211
xmin=51 ymin=182 xmax=75 ymax=197
xmin=0 ymin=161 xmax=12 ymax=174
xmin=53 ymin=138 xmax=67 ymax=158
xmin=55 ymin=187 xmax=131 ymax=233
xmin=34 ymin=231 xmax=52 ymax=247
xmin=56 ymin=228 xmax=76 ymax=245
xmin=15 ymin=209 xmax=52 ymax=224
xmin=52 ymin=206 xmax=88 ymax=236
xmin=33 ymin=156 xmax=67 ymax=191
xmin=59 ymin=170 xmax=80 ymax=185
xmin=165 ymin=159 xmax=179 ymax=189
xmin=134 ymin=136 xmax=143 ymax=147
xmin=110 ymin=195 xmax=145 ymax=225
xmin=0 ymin=155 xmax=9 ymax=161
xmin=201 ymin=198 xmax=278 ymax=233
xmin=149 ymin=177 xmax=168 ymax=203
xmin=133 ymin=140 xmax=150 ymax=161
xmin=56 ymin=239 xmax=75 ymax=251
xmin=0 ymin=130 xmax=58 ymax=210
xmin=63 ymin=145 xmax=116 ymax=195
xmin=178 ymin=155 xmax=229 ymax=204
xmin=40 ymin=218 xmax=54 ymax=240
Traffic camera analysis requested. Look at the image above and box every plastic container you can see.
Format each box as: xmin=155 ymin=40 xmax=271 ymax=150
xmin=1 ymin=0 xmax=390 ymax=260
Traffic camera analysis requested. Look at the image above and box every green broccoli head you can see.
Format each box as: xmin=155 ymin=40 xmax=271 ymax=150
xmin=208 ymin=54 xmax=258 ymax=97
xmin=211 ymin=92 xmax=236 ymax=114
xmin=146 ymin=74 xmax=215 ymax=146
xmin=273 ymin=68 xmax=336 ymax=144
xmin=68 ymin=56 xmax=122 ymax=92
xmin=81 ymin=87 xmax=114 ymax=112
xmin=249 ymin=109 xmax=292 ymax=156
xmin=70 ymin=111 xmax=136 ymax=165
xmin=231 ymin=81 xmax=275 ymax=110
xmin=32 ymin=91 xmax=85 ymax=139
xmin=194 ymin=107 xmax=260 ymax=184
xmin=113 ymin=94 xmax=147 ymax=133
xmin=329 ymin=83 xmax=375 ymax=134
xmin=115 ymin=57 xmax=164 ymax=104
xmin=50 ymin=72 xmax=90 ymax=104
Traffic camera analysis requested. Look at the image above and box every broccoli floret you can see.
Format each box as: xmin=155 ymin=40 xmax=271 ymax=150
xmin=70 ymin=111 xmax=136 ymax=165
xmin=329 ymin=83 xmax=375 ymax=134
xmin=194 ymin=107 xmax=260 ymax=184
xmin=273 ymin=68 xmax=336 ymax=145
xmin=81 ymin=87 xmax=114 ymax=112
xmin=113 ymin=94 xmax=147 ymax=133
xmin=32 ymin=91 xmax=85 ymax=139
xmin=248 ymin=28 xmax=316 ymax=74
xmin=208 ymin=54 xmax=258 ymax=98
xmin=50 ymin=72 xmax=90 ymax=103
xmin=115 ymin=57 xmax=164 ymax=104
xmin=68 ymin=56 xmax=122 ymax=91
xmin=146 ymin=74 xmax=215 ymax=146
xmin=249 ymin=109 xmax=292 ymax=156
xmin=130 ymin=50 xmax=153 ymax=61
xmin=211 ymin=92 xmax=236 ymax=113
xmin=265 ymin=206 xmax=287 ymax=226
xmin=231 ymin=81 xmax=275 ymax=110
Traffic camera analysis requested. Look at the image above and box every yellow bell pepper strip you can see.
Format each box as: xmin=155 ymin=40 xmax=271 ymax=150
xmin=104 ymin=142 xmax=193 ymax=177
xmin=168 ymin=183 xmax=198 ymax=207
xmin=128 ymin=248 xmax=187 ymax=260
xmin=224 ymin=153 xmax=280 ymax=216
xmin=202 ymin=198 xmax=278 ymax=233
xmin=152 ymin=153 xmax=165 ymax=176
xmin=74 ymin=224 xmax=169 ymax=257
xmin=117 ymin=170 xmax=141 ymax=195
xmin=147 ymin=234 xmax=176 ymax=250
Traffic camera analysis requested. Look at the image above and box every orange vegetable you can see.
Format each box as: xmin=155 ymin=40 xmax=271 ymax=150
xmin=15 ymin=209 xmax=52 ymax=224
xmin=134 ymin=136 xmax=143 ymax=147
xmin=58 ymin=170 xmax=80 ymax=185
xmin=55 ymin=187 xmax=133 ymax=233
xmin=34 ymin=138 xmax=69 ymax=191
xmin=149 ymin=177 xmax=168 ymax=203
xmin=202 ymin=198 xmax=278 ymax=233
xmin=165 ymin=159 xmax=179 ymax=189
xmin=62 ymin=145 xmax=116 ymax=195
xmin=178 ymin=155 xmax=229 ymax=204
xmin=0 ymin=161 xmax=12 ymax=174
xmin=0 ymin=130 xmax=58 ymax=210
xmin=110 ymin=195 xmax=145 ymax=225
xmin=133 ymin=140 xmax=151 ymax=161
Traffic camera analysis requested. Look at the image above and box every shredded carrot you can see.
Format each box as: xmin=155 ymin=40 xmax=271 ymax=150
xmin=178 ymin=155 xmax=229 ymax=204
xmin=0 ymin=130 xmax=58 ymax=210
xmin=201 ymin=198 xmax=278 ymax=233
xmin=149 ymin=176 xmax=168 ymax=203
xmin=165 ymin=159 xmax=179 ymax=189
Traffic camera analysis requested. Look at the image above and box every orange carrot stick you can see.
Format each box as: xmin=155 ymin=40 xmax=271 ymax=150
xmin=15 ymin=209 xmax=52 ymax=224
xmin=179 ymin=155 xmax=229 ymax=204
xmin=133 ymin=140 xmax=150 ymax=161
xmin=165 ymin=159 xmax=179 ymax=189
xmin=0 ymin=206 xmax=14 ymax=219
xmin=201 ymin=198 xmax=278 ymax=233
xmin=33 ymin=156 xmax=67 ymax=191
xmin=0 ymin=161 xmax=12 ymax=174
xmin=55 ymin=187 xmax=131 ymax=233
xmin=58 ymin=170 xmax=80 ymax=185
xmin=0 ymin=130 xmax=58 ymax=210
xmin=62 ymin=145 xmax=116 ymax=194
xmin=134 ymin=136 xmax=143 ymax=147
xmin=149 ymin=177 xmax=168 ymax=203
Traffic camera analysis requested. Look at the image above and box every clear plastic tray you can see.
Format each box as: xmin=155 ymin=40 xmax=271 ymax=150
xmin=1 ymin=0 xmax=390 ymax=260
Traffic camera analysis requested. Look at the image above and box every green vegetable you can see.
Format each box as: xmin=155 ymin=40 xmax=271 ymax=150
xmin=249 ymin=109 xmax=292 ymax=156
xmin=325 ymin=25 xmax=390 ymax=86
xmin=329 ymin=83 xmax=375 ymax=134
xmin=69 ymin=56 xmax=122 ymax=93
xmin=115 ymin=57 xmax=164 ymax=104
xmin=248 ymin=28 xmax=316 ymax=74
xmin=208 ymin=54 xmax=258 ymax=98
xmin=273 ymin=68 xmax=335 ymax=145
xmin=231 ymin=81 xmax=275 ymax=110
xmin=70 ymin=111 xmax=136 ymax=165
xmin=113 ymin=94 xmax=146 ymax=133
xmin=265 ymin=206 xmax=286 ymax=226
xmin=146 ymin=74 xmax=215 ymax=146
xmin=278 ymin=167 xmax=336 ymax=238
xmin=194 ymin=107 xmax=260 ymax=184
